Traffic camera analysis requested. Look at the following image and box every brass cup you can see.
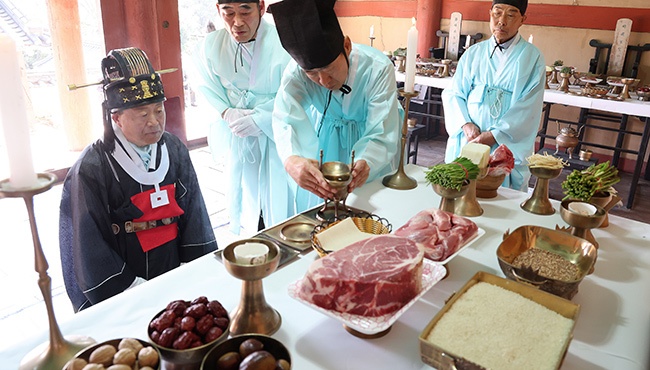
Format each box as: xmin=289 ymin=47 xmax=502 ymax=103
xmin=223 ymin=238 xmax=282 ymax=336
xmin=321 ymin=161 xmax=352 ymax=219
xmin=433 ymin=181 xmax=470 ymax=214
xmin=559 ymin=200 xmax=606 ymax=248
xmin=521 ymin=167 xmax=563 ymax=215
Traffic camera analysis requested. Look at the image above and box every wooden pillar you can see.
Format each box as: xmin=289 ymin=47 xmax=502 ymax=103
xmin=416 ymin=0 xmax=442 ymax=58
xmin=99 ymin=0 xmax=186 ymax=142
xmin=46 ymin=0 xmax=94 ymax=151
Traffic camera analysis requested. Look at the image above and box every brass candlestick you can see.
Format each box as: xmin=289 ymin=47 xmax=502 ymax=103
xmin=521 ymin=167 xmax=563 ymax=215
xmin=0 ymin=173 xmax=95 ymax=370
xmin=383 ymin=88 xmax=419 ymax=190
xmin=223 ymin=238 xmax=282 ymax=336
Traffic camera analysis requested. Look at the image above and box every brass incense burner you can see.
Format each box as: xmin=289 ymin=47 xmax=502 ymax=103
xmin=222 ymin=238 xmax=282 ymax=336
xmin=319 ymin=150 xmax=354 ymax=220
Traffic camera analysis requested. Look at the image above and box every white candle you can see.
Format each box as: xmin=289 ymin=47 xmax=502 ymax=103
xmin=528 ymin=34 xmax=534 ymax=44
xmin=370 ymin=25 xmax=375 ymax=38
xmin=0 ymin=34 xmax=37 ymax=188
xmin=405 ymin=17 xmax=418 ymax=93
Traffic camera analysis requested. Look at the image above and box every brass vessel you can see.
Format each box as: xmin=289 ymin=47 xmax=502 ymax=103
xmin=521 ymin=166 xmax=563 ymax=215
xmin=455 ymin=167 xmax=487 ymax=217
xmin=555 ymin=122 xmax=584 ymax=159
xmin=223 ymin=238 xmax=282 ymax=336
xmin=433 ymin=181 xmax=470 ymax=214
xmin=320 ymin=150 xmax=354 ymax=219
xmin=558 ymin=200 xmax=606 ymax=248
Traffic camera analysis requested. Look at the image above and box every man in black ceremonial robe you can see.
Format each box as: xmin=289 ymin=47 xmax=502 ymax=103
xmin=59 ymin=47 xmax=218 ymax=312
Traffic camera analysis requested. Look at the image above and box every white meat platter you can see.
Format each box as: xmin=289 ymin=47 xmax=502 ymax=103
xmin=288 ymin=259 xmax=447 ymax=336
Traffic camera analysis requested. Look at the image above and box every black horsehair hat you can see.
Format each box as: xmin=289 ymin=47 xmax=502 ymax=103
xmin=101 ymin=47 xmax=166 ymax=113
xmin=100 ymin=47 xmax=166 ymax=150
xmin=269 ymin=0 xmax=344 ymax=70
xmin=492 ymin=0 xmax=528 ymax=15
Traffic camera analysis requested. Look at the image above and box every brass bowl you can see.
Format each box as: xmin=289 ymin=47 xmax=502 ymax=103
xmin=529 ymin=166 xmax=563 ymax=180
xmin=431 ymin=181 xmax=470 ymax=198
xmin=147 ymin=301 xmax=230 ymax=368
xmin=70 ymin=338 xmax=161 ymax=369
xmin=201 ymin=334 xmax=291 ymax=370
xmin=559 ymin=199 xmax=606 ymax=230
xmin=311 ymin=213 xmax=392 ymax=257
xmin=497 ymin=225 xmax=597 ymax=300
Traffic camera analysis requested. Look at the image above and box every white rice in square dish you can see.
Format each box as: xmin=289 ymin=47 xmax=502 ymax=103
xmin=426 ymin=282 xmax=573 ymax=370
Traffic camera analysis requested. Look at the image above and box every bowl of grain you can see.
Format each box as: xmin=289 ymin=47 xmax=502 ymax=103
xmin=496 ymin=225 xmax=597 ymax=300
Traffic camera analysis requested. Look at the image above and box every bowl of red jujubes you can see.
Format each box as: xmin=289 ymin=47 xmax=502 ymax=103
xmin=148 ymin=296 xmax=230 ymax=367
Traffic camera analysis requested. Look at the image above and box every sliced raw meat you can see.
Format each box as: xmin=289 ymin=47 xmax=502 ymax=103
xmin=395 ymin=208 xmax=478 ymax=261
xmin=298 ymin=234 xmax=424 ymax=317
xmin=487 ymin=144 xmax=515 ymax=176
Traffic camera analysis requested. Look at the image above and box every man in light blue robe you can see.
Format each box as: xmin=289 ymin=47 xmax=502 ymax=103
xmin=193 ymin=0 xmax=293 ymax=233
xmin=269 ymin=0 xmax=401 ymax=212
xmin=442 ymin=0 xmax=545 ymax=191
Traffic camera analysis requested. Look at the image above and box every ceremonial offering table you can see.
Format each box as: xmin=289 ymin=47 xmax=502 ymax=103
xmin=395 ymin=71 xmax=650 ymax=209
xmin=3 ymin=165 xmax=649 ymax=369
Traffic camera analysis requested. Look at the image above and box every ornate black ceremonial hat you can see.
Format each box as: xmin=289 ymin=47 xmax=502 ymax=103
xmin=101 ymin=47 xmax=166 ymax=113
xmin=269 ymin=0 xmax=344 ymax=70
xmin=492 ymin=0 xmax=528 ymax=15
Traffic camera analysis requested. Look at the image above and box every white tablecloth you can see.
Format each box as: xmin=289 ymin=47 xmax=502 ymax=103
xmin=4 ymin=165 xmax=650 ymax=369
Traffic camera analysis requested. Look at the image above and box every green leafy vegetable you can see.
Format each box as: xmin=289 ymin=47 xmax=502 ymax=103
xmin=561 ymin=161 xmax=620 ymax=201
xmin=424 ymin=157 xmax=479 ymax=190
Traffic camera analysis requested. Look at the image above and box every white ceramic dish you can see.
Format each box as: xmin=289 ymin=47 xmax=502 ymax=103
xmin=288 ymin=259 xmax=447 ymax=335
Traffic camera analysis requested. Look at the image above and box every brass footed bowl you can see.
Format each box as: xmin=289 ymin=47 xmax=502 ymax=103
xmin=497 ymin=225 xmax=597 ymax=300
xmin=311 ymin=213 xmax=392 ymax=257
xmin=432 ymin=181 xmax=470 ymax=199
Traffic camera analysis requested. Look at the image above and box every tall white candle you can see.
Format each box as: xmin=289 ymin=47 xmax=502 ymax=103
xmin=0 ymin=34 xmax=37 ymax=188
xmin=405 ymin=17 xmax=418 ymax=93
xmin=370 ymin=25 xmax=375 ymax=38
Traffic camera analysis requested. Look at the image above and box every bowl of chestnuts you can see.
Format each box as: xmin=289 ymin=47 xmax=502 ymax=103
xmin=147 ymin=296 xmax=230 ymax=368
xmin=201 ymin=334 xmax=291 ymax=370
xmin=63 ymin=337 xmax=160 ymax=370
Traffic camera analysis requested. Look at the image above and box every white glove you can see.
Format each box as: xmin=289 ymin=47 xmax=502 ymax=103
xmin=228 ymin=115 xmax=262 ymax=138
xmin=222 ymin=108 xmax=254 ymax=123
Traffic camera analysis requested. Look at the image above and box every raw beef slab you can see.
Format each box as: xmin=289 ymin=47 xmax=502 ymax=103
xmin=394 ymin=208 xmax=478 ymax=261
xmin=299 ymin=234 xmax=424 ymax=317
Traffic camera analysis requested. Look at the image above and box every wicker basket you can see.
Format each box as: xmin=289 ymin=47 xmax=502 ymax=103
xmin=311 ymin=213 xmax=392 ymax=257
